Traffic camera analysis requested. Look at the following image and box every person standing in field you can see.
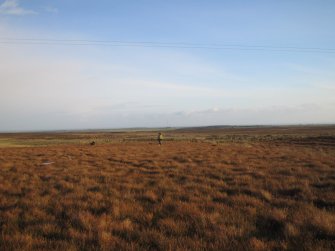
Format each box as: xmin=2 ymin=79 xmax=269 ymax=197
xmin=157 ymin=132 xmax=164 ymax=145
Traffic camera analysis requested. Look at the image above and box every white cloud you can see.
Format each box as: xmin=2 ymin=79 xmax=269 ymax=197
xmin=0 ymin=0 xmax=36 ymax=15
xmin=1 ymin=41 xmax=335 ymax=130
xmin=44 ymin=6 xmax=58 ymax=14
xmin=170 ymin=104 xmax=335 ymax=126
xmin=1 ymin=23 xmax=335 ymax=131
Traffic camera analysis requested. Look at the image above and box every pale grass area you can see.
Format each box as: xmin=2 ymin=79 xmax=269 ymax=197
xmin=0 ymin=130 xmax=335 ymax=250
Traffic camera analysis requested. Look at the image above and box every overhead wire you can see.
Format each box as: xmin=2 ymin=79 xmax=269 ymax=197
xmin=0 ymin=37 xmax=335 ymax=53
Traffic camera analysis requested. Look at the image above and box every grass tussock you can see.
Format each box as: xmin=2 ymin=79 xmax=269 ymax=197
xmin=0 ymin=127 xmax=335 ymax=250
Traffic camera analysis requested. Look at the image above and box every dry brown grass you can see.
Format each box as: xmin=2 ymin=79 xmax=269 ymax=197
xmin=0 ymin=126 xmax=335 ymax=250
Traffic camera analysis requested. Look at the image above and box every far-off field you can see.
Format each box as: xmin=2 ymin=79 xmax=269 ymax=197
xmin=0 ymin=126 xmax=335 ymax=250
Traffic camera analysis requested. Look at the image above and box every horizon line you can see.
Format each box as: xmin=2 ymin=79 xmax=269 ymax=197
xmin=1 ymin=123 xmax=335 ymax=134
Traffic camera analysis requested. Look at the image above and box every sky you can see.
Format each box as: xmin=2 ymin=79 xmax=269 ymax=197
xmin=0 ymin=0 xmax=335 ymax=131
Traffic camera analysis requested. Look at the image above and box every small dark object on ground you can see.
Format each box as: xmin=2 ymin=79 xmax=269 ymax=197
xmin=90 ymin=141 xmax=96 ymax=146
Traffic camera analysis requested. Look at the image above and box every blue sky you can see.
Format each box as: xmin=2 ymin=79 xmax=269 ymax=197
xmin=0 ymin=0 xmax=334 ymax=131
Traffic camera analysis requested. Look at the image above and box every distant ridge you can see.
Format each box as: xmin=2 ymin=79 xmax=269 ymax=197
xmin=1 ymin=124 xmax=334 ymax=134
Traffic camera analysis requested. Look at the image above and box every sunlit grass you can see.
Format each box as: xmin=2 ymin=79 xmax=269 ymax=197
xmin=0 ymin=126 xmax=335 ymax=250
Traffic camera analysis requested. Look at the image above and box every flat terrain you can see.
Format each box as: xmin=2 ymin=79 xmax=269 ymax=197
xmin=0 ymin=126 xmax=335 ymax=250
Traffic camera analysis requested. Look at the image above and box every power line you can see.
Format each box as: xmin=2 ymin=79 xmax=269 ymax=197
xmin=1 ymin=37 xmax=335 ymax=53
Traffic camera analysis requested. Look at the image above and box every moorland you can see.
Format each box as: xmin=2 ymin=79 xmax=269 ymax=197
xmin=0 ymin=126 xmax=335 ymax=250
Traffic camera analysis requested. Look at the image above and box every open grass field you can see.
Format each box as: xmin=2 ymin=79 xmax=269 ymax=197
xmin=1 ymin=126 xmax=335 ymax=250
